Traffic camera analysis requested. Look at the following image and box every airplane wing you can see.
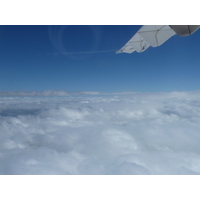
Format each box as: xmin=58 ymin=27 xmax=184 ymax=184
xmin=116 ymin=25 xmax=176 ymax=53
xmin=116 ymin=25 xmax=200 ymax=54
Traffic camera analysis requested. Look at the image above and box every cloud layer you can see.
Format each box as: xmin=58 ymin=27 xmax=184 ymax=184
xmin=0 ymin=90 xmax=101 ymax=97
xmin=1 ymin=91 xmax=200 ymax=174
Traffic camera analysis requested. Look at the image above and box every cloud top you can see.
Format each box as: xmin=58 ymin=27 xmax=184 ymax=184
xmin=1 ymin=91 xmax=200 ymax=174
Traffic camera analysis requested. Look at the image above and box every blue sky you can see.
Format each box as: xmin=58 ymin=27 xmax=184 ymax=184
xmin=0 ymin=25 xmax=200 ymax=93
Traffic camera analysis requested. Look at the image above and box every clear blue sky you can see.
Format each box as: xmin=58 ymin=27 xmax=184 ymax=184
xmin=0 ymin=25 xmax=200 ymax=93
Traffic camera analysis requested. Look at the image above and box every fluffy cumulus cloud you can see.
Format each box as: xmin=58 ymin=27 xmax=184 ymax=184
xmin=1 ymin=91 xmax=200 ymax=174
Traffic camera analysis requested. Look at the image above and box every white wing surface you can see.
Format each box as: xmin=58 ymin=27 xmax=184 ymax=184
xmin=138 ymin=25 xmax=176 ymax=47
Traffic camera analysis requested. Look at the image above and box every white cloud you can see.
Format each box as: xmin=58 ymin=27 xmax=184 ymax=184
xmin=1 ymin=91 xmax=200 ymax=174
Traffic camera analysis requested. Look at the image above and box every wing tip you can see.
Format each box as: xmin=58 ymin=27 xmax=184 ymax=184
xmin=116 ymin=50 xmax=123 ymax=54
